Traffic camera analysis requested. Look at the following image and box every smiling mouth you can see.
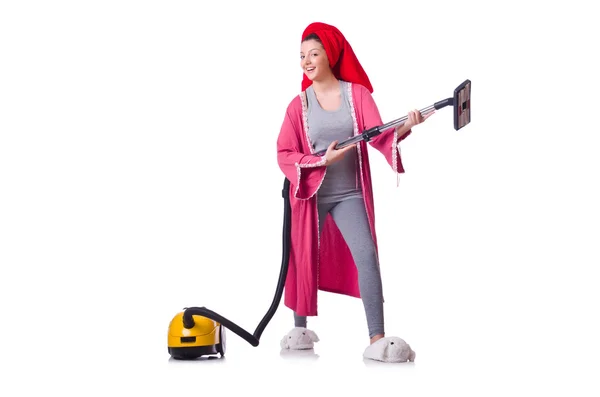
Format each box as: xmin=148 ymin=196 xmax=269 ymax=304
xmin=306 ymin=67 xmax=315 ymax=72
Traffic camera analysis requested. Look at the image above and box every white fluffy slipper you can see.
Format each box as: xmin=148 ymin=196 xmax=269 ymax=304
xmin=280 ymin=327 xmax=319 ymax=350
xmin=363 ymin=336 xmax=416 ymax=363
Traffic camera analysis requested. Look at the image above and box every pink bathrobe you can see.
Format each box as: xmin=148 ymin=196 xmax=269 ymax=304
xmin=276 ymin=82 xmax=411 ymax=316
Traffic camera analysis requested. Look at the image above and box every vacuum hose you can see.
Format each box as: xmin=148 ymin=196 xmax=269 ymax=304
xmin=182 ymin=177 xmax=292 ymax=347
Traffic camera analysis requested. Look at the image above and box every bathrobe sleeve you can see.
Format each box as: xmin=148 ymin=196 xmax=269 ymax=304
xmin=358 ymin=85 xmax=411 ymax=175
xmin=276 ymin=103 xmax=327 ymax=200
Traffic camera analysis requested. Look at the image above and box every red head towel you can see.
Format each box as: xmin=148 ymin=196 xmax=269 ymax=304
xmin=301 ymin=22 xmax=373 ymax=93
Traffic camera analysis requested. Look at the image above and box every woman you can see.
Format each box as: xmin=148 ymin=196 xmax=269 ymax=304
xmin=276 ymin=22 xmax=433 ymax=361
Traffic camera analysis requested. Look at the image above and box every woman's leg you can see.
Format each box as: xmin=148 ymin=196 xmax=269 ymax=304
xmin=330 ymin=197 xmax=385 ymax=343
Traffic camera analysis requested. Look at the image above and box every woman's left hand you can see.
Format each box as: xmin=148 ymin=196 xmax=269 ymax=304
xmin=395 ymin=109 xmax=434 ymax=137
xmin=405 ymin=109 xmax=434 ymax=129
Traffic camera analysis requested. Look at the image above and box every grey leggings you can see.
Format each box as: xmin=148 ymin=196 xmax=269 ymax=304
xmin=294 ymin=197 xmax=385 ymax=338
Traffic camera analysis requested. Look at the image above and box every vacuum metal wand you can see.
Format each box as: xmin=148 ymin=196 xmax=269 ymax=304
xmin=314 ymin=97 xmax=453 ymax=157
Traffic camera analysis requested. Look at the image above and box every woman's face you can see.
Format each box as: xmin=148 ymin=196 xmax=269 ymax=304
xmin=300 ymin=39 xmax=330 ymax=82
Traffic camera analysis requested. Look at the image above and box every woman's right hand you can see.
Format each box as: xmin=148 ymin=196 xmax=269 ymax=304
xmin=324 ymin=140 xmax=356 ymax=165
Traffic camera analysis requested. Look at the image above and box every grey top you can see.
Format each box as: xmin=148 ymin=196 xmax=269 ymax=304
xmin=306 ymin=80 xmax=362 ymax=203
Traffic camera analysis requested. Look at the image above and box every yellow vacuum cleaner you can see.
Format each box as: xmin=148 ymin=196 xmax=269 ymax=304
xmin=167 ymin=177 xmax=293 ymax=360
xmin=167 ymin=80 xmax=472 ymax=360
xmin=167 ymin=311 xmax=226 ymax=359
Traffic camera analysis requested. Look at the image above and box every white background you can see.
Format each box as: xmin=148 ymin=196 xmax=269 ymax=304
xmin=1 ymin=0 xmax=599 ymax=395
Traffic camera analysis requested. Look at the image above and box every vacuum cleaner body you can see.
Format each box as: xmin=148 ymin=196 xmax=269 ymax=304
xmin=167 ymin=311 xmax=226 ymax=359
